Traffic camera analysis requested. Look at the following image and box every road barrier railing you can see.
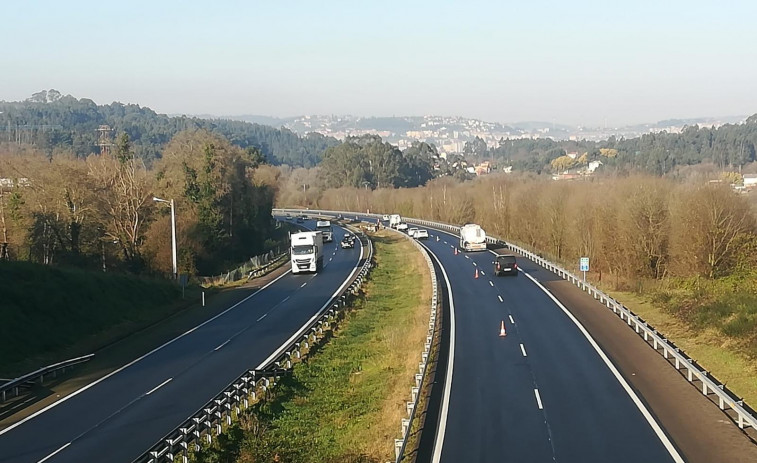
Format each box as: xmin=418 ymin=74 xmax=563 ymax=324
xmin=1 ymin=354 xmax=94 ymax=403
xmin=385 ymin=228 xmax=439 ymax=462
xmin=135 ymin=228 xmax=374 ymax=463
xmin=281 ymin=209 xmax=757 ymax=437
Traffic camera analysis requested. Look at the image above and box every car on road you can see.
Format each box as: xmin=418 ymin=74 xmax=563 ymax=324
xmin=382 ymin=214 xmax=390 ymax=221
xmin=494 ymin=254 xmax=518 ymax=276
xmin=285 ymin=213 xmax=292 ymax=219
xmin=408 ymin=227 xmax=419 ymax=237
xmin=296 ymin=216 xmax=304 ymax=223
xmin=397 ymin=222 xmax=409 ymax=231
xmin=414 ymin=229 xmax=428 ymax=240
xmin=340 ymin=237 xmax=354 ymax=249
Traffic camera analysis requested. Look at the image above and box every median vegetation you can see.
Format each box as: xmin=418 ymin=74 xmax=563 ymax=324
xmin=194 ymin=231 xmax=431 ymax=463
xmin=0 ymin=261 xmax=186 ymax=377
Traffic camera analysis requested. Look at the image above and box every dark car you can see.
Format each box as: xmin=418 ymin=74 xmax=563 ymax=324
xmin=494 ymin=254 xmax=518 ymax=276
xmin=296 ymin=216 xmax=304 ymax=223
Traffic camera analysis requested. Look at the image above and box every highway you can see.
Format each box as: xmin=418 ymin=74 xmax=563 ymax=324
xmin=328 ymin=212 xmax=682 ymax=463
xmin=418 ymin=230 xmax=680 ymax=462
xmin=0 ymin=219 xmax=363 ymax=463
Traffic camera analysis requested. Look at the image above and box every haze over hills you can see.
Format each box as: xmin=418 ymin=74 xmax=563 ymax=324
xmin=223 ymin=113 xmax=750 ymax=156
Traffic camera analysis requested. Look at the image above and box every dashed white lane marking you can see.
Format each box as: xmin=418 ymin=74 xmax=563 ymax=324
xmin=38 ymin=443 xmax=71 ymax=462
xmin=534 ymin=389 xmax=543 ymax=409
xmin=473 ymin=262 xmax=477 ymax=266
xmin=329 ymin=258 xmax=333 ymax=262
xmin=146 ymin=378 xmax=173 ymax=395
xmin=509 ymin=315 xmax=515 ymax=324
xmin=489 ymin=281 xmax=494 ymax=287
xmin=465 ymin=255 xmax=470 ymax=259
xmin=257 ymin=313 xmax=267 ymax=322
xmin=520 ymin=344 xmax=528 ymax=357
xmin=480 ymin=271 xmax=485 ymax=275
xmin=498 ymin=295 xmax=503 ymax=302
xmin=214 ymin=340 xmax=230 ymax=351
xmin=301 ymin=282 xmax=307 ymax=288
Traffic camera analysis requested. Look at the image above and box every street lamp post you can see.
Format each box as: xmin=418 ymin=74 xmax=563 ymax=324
xmin=153 ymin=196 xmax=177 ymax=279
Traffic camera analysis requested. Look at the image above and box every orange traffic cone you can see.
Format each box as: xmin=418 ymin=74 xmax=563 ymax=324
xmin=474 ymin=268 xmax=479 ymax=279
xmin=454 ymin=248 xmax=458 ymax=255
xmin=499 ymin=320 xmax=507 ymax=337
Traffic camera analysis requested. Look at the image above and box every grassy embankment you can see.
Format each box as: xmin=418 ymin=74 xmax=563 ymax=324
xmin=607 ymin=272 xmax=757 ymax=406
xmin=194 ymin=231 xmax=431 ymax=463
xmin=0 ymin=261 xmax=191 ymax=377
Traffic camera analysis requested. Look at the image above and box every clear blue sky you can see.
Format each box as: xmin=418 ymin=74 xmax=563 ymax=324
xmin=3 ymin=0 xmax=756 ymax=126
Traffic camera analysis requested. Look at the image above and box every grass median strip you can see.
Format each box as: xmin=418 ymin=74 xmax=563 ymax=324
xmin=194 ymin=231 xmax=431 ymax=463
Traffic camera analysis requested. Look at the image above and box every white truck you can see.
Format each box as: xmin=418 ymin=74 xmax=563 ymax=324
xmin=291 ymin=231 xmax=323 ymax=273
xmin=389 ymin=214 xmax=402 ymax=228
xmin=459 ymin=224 xmax=487 ymax=252
xmin=316 ymin=220 xmax=333 ymax=242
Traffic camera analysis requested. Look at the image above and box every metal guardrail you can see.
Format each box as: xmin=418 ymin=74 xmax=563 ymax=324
xmin=1 ymin=354 xmax=94 ymax=402
xmin=387 ymin=229 xmax=439 ymax=462
xmin=280 ymin=209 xmax=757 ymax=437
xmin=135 ymin=229 xmax=374 ymax=463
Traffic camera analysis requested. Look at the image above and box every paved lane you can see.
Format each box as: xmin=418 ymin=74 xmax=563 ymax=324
xmin=0 ymin=220 xmax=363 ymax=463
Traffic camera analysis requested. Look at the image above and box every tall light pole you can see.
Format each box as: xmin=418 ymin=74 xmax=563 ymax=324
xmin=153 ymin=196 xmax=177 ymax=279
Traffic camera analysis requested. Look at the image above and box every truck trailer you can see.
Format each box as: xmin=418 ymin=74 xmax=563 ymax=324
xmin=389 ymin=214 xmax=402 ymax=228
xmin=291 ymin=231 xmax=323 ymax=273
xmin=459 ymin=224 xmax=487 ymax=252
xmin=316 ymin=220 xmax=333 ymax=242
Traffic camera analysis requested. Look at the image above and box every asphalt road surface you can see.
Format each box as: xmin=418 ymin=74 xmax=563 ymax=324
xmin=332 ymin=212 xmax=681 ymax=463
xmin=0 ymin=219 xmax=363 ymax=463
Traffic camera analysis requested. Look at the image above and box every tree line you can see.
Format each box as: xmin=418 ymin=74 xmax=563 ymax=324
xmin=0 ymin=90 xmax=339 ymax=167
xmin=467 ymin=114 xmax=757 ymax=175
xmin=304 ymin=174 xmax=756 ymax=283
xmin=0 ymin=129 xmax=277 ymax=276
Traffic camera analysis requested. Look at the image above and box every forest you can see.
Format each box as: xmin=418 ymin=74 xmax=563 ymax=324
xmin=0 ymin=129 xmax=278 ymax=276
xmin=466 ymin=114 xmax=757 ymax=175
xmin=0 ymin=90 xmax=338 ymax=167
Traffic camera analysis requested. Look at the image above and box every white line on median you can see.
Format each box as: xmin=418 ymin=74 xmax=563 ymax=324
xmin=214 ymin=340 xmax=230 ymax=351
xmin=534 ymin=388 xmax=543 ymax=409
xmin=38 ymin=443 xmax=71 ymax=463
xmin=146 ymin=378 xmax=172 ymax=396
xmin=520 ymin=344 xmax=528 ymax=357
xmin=426 ymin=247 xmax=457 ymax=463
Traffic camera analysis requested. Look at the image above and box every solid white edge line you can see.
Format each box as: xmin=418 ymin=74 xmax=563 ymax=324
xmin=427 ymin=247 xmax=456 ymax=463
xmin=534 ymin=388 xmax=543 ymax=409
xmin=509 ymin=315 xmax=515 ymax=324
xmin=37 ymin=442 xmax=71 ymax=463
xmin=405 ymin=222 xmax=684 ymax=463
xmin=0 ymin=267 xmax=293 ymax=437
xmin=520 ymin=344 xmax=528 ymax=357
xmin=145 ymin=378 xmax=172 ymax=395
xmin=254 ymin=237 xmax=365 ymax=370
xmin=521 ymin=270 xmax=685 ymax=463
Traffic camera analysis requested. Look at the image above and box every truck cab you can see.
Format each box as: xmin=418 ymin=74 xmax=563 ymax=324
xmin=291 ymin=231 xmax=323 ymax=273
